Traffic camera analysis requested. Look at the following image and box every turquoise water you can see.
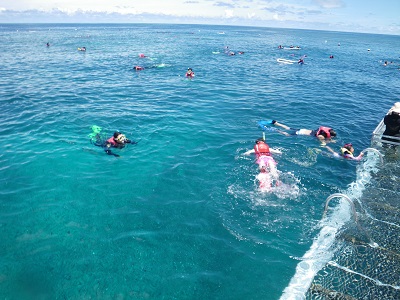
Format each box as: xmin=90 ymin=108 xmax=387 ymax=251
xmin=0 ymin=24 xmax=399 ymax=299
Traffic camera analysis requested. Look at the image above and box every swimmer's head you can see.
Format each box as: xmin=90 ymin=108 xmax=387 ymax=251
xmin=329 ymin=129 xmax=337 ymax=137
xmin=343 ymin=143 xmax=354 ymax=152
xmin=187 ymin=68 xmax=192 ymax=71
xmin=255 ymin=137 xmax=265 ymax=143
xmin=113 ymin=132 xmax=127 ymax=143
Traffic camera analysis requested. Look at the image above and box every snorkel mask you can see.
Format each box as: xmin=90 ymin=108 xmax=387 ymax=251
xmin=115 ymin=134 xmax=127 ymax=143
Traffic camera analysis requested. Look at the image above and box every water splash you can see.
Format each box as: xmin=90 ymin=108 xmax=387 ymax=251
xmin=279 ymin=148 xmax=381 ymax=299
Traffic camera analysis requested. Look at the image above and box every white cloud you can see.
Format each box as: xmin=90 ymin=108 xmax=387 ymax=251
xmin=312 ymin=0 xmax=344 ymax=9
xmin=113 ymin=6 xmax=139 ymax=15
xmin=0 ymin=0 xmax=398 ymax=35
xmin=224 ymin=9 xmax=234 ymax=18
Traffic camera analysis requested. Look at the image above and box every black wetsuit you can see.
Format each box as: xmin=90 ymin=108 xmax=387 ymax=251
xmin=382 ymin=113 xmax=400 ymax=143
xmin=92 ymin=134 xmax=134 ymax=157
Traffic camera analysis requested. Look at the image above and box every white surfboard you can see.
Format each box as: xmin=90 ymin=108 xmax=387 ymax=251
xmin=277 ymin=58 xmax=297 ymax=64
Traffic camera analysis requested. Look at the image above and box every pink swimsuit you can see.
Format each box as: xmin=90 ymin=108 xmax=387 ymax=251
xmin=257 ymin=155 xmax=276 ymax=167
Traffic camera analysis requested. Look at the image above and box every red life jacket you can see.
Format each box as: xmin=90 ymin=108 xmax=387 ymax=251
xmin=107 ymin=137 xmax=117 ymax=146
xmin=254 ymin=141 xmax=270 ymax=156
xmin=316 ymin=126 xmax=332 ymax=139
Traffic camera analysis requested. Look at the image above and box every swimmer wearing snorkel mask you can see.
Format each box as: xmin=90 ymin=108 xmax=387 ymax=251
xmin=91 ymin=129 xmax=136 ymax=157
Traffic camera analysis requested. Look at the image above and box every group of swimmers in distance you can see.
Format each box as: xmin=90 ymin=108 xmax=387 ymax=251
xmin=133 ymin=46 xmax=244 ymax=76
xmin=278 ymin=44 xmax=337 ymax=64
xmin=277 ymin=45 xmax=306 ymax=64
xmin=224 ymin=46 xmax=245 ymax=56
xmin=278 ymin=45 xmax=301 ymax=50
xmin=133 ymin=53 xmax=196 ymax=77
xmin=244 ymin=118 xmax=369 ymax=191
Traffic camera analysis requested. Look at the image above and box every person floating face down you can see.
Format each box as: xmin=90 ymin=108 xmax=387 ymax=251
xmin=104 ymin=132 xmax=134 ymax=157
xmin=245 ymin=138 xmax=281 ymax=191
xmin=271 ymin=120 xmax=337 ymax=145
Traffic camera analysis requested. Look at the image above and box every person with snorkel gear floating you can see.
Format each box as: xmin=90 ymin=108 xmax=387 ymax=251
xmin=244 ymin=137 xmax=282 ymax=191
xmin=260 ymin=120 xmax=337 ymax=145
xmin=325 ymin=143 xmax=364 ymax=161
xmin=104 ymin=132 xmax=134 ymax=155
xmin=89 ymin=126 xmax=136 ymax=157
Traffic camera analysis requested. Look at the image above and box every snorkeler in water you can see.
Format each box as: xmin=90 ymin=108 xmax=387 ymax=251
xmin=134 ymin=64 xmax=169 ymax=71
xmin=91 ymin=129 xmax=136 ymax=157
xmin=185 ymin=68 xmax=195 ymax=78
xmin=244 ymin=138 xmax=281 ymax=190
xmin=325 ymin=144 xmax=364 ymax=161
xmin=270 ymin=120 xmax=336 ymax=145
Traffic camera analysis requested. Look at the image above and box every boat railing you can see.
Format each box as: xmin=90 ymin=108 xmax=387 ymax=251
xmin=323 ymin=193 xmax=357 ymax=222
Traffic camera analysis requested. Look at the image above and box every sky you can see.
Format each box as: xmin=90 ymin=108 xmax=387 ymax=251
xmin=0 ymin=0 xmax=399 ymax=35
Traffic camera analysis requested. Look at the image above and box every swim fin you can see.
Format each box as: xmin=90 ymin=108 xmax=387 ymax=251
xmin=258 ymin=120 xmax=277 ymax=131
xmin=258 ymin=120 xmax=274 ymax=126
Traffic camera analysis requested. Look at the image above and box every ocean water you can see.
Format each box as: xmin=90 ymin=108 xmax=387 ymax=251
xmin=0 ymin=23 xmax=399 ymax=299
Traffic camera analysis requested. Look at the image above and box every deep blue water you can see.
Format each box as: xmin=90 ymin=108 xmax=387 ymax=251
xmin=0 ymin=23 xmax=399 ymax=299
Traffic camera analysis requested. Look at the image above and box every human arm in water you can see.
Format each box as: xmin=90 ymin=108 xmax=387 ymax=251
xmin=325 ymin=145 xmax=340 ymax=158
xmin=351 ymin=153 xmax=364 ymax=161
xmin=104 ymin=144 xmax=120 ymax=157
xmin=325 ymin=145 xmax=363 ymax=160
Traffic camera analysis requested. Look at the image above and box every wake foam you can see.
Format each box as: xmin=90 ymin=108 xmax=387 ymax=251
xmin=279 ymin=150 xmax=381 ymax=299
xmin=280 ymin=203 xmax=351 ymax=299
